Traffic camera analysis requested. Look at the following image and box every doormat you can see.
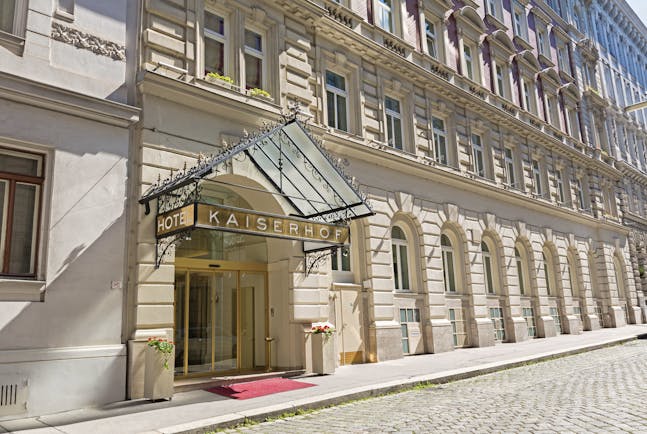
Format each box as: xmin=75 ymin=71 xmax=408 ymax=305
xmin=206 ymin=377 xmax=315 ymax=400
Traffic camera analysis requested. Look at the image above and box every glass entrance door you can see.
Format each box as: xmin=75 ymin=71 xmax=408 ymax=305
xmin=174 ymin=267 xmax=267 ymax=377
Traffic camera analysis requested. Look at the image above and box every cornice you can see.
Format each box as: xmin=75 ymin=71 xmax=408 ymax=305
xmin=0 ymin=71 xmax=139 ymax=128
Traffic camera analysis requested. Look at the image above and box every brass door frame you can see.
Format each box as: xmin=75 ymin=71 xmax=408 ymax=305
xmin=174 ymin=258 xmax=269 ymax=379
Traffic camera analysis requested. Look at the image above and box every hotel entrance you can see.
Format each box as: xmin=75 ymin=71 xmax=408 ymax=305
xmin=173 ymin=260 xmax=268 ymax=377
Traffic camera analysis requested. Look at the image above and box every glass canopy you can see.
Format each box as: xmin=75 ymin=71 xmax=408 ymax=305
xmin=139 ymin=118 xmax=373 ymax=224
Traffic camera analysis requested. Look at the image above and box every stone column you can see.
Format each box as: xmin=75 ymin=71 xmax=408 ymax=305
xmin=531 ymin=235 xmax=556 ymax=338
xmin=556 ymin=241 xmax=582 ymax=334
xmin=466 ymin=227 xmax=494 ymax=348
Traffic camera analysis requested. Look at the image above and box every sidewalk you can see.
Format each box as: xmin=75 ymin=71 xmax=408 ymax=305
xmin=2 ymin=325 xmax=646 ymax=434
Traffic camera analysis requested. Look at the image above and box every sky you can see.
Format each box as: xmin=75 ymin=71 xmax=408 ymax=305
xmin=625 ymin=0 xmax=647 ymax=27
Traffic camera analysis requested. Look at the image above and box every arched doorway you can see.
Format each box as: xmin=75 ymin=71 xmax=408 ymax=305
xmin=173 ymin=184 xmax=269 ymax=377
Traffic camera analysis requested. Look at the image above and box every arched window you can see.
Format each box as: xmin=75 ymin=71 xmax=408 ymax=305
xmin=482 ymin=242 xmax=494 ymax=294
xmin=567 ymin=254 xmax=579 ymax=298
xmin=515 ymin=247 xmax=526 ymax=295
xmin=441 ymin=234 xmax=456 ymax=293
xmin=542 ymin=251 xmax=552 ymax=296
xmin=391 ymin=226 xmax=410 ymax=291
xmin=613 ymin=255 xmax=627 ymax=301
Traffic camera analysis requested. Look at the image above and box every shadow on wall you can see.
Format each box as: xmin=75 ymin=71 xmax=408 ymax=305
xmin=0 ymin=214 xmax=126 ymax=350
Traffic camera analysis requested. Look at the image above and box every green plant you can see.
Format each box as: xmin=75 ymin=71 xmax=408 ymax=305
xmin=206 ymin=72 xmax=234 ymax=84
xmin=639 ymin=265 xmax=645 ymax=278
xmin=147 ymin=337 xmax=174 ymax=369
xmin=250 ymin=87 xmax=271 ymax=98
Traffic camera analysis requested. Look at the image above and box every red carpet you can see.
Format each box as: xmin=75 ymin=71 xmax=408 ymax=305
xmin=206 ymin=377 xmax=315 ymax=400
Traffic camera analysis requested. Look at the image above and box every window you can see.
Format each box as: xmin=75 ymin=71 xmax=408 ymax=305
xmin=0 ymin=0 xmax=26 ymax=36
xmin=432 ymin=117 xmax=447 ymax=165
xmin=244 ymin=29 xmax=264 ymax=90
xmin=204 ymin=11 xmax=226 ymax=77
xmin=512 ymin=2 xmax=528 ymax=40
xmin=486 ymin=0 xmax=502 ymax=20
xmin=532 ymin=159 xmax=543 ymax=197
xmin=515 ymin=247 xmax=526 ymax=295
xmin=522 ymin=80 xmax=534 ymax=113
xmin=575 ymin=178 xmax=586 ymax=210
xmin=537 ymin=25 xmax=549 ymax=57
xmin=463 ymin=45 xmax=474 ymax=81
xmin=556 ymin=170 xmax=565 ymax=204
xmin=522 ymin=307 xmax=536 ymax=337
xmin=399 ymin=308 xmax=420 ymax=354
xmin=449 ymin=308 xmax=467 ymax=347
xmin=567 ymin=255 xmax=578 ymax=298
xmin=567 ymin=108 xmax=579 ymax=140
xmin=557 ymin=44 xmax=571 ymax=75
xmin=489 ymin=307 xmax=505 ymax=342
xmin=550 ymin=306 xmax=562 ymax=334
xmin=331 ymin=245 xmax=351 ymax=272
xmin=385 ymin=96 xmax=403 ymax=150
xmin=495 ymin=65 xmax=505 ymax=97
xmin=543 ymin=252 xmax=552 ymax=296
xmin=376 ymin=0 xmax=393 ymax=33
xmin=441 ymin=234 xmax=456 ymax=293
xmin=325 ymin=71 xmax=348 ymax=132
xmin=0 ymin=148 xmax=44 ymax=277
xmin=545 ymin=95 xmax=557 ymax=126
xmin=471 ymin=134 xmax=485 ymax=177
xmin=504 ymin=148 xmax=516 ymax=188
xmin=425 ymin=19 xmax=438 ymax=59
xmin=392 ymin=226 xmax=409 ymax=290
xmin=482 ymin=242 xmax=494 ymax=294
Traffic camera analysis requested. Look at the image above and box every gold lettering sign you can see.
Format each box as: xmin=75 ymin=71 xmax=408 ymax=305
xmin=195 ymin=203 xmax=349 ymax=244
xmin=156 ymin=204 xmax=195 ymax=237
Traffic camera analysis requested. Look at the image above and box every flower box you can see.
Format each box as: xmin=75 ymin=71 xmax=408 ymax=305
xmin=144 ymin=339 xmax=174 ymax=401
xmin=311 ymin=322 xmax=336 ymax=375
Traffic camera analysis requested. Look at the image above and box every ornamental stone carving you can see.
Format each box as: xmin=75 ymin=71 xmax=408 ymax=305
xmin=51 ymin=22 xmax=126 ymax=61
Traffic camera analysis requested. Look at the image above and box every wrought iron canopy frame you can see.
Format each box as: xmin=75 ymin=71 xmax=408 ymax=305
xmin=139 ymin=111 xmax=374 ymax=269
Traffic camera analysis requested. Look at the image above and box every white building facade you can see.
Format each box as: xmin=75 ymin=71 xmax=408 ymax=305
xmin=0 ymin=0 xmax=138 ymax=418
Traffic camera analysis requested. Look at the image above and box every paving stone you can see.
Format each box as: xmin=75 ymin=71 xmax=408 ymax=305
xmin=225 ymin=340 xmax=647 ymax=433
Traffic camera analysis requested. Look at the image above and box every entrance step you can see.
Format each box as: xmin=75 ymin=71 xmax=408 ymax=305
xmin=173 ymin=370 xmax=306 ymax=393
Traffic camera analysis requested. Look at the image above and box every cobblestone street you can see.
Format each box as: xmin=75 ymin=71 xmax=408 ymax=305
xmin=227 ymin=340 xmax=647 ymax=433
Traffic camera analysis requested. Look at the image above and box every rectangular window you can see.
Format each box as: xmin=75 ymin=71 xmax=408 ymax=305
xmin=489 ymin=307 xmax=505 ymax=342
xmin=471 ymin=134 xmax=485 ymax=177
xmin=331 ymin=246 xmax=351 ymax=272
xmin=244 ymin=29 xmax=264 ymax=90
xmin=557 ymin=45 xmax=570 ymax=75
xmin=532 ymin=160 xmax=543 ymax=197
xmin=400 ymin=308 xmax=420 ymax=354
xmin=556 ymin=170 xmax=565 ymax=203
xmin=463 ymin=45 xmax=474 ymax=80
xmin=522 ymin=307 xmax=536 ymax=337
xmin=512 ymin=2 xmax=528 ymax=40
xmin=204 ymin=11 xmax=226 ymax=76
xmin=376 ymin=0 xmax=393 ymax=33
xmin=537 ymin=27 xmax=549 ymax=57
xmin=325 ymin=71 xmax=348 ymax=132
xmin=545 ymin=96 xmax=556 ymax=125
xmin=449 ymin=308 xmax=467 ymax=347
xmin=486 ymin=0 xmax=501 ymax=20
xmin=432 ymin=117 xmax=447 ymax=165
xmin=425 ymin=20 xmax=438 ymax=59
xmin=504 ymin=148 xmax=516 ymax=188
xmin=385 ymin=96 xmax=403 ymax=150
xmin=517 ymin=256 xmax=525 ymax=295
xmin=0 ymin=148 xmax=44 ymax=276
xmin=523 ymin=80 xmax=533 ymax=113
xmin=484 ymin=253 xmax=494 ymax=294
xmin=496 ymin=65 xmax=505 ymax=97
xmin=442 ymin=246 xmax=456 ymax=293
xmin=575 ymin=179 xmax=586 ymax=209
xmin=550 ymin=306 xmax=562 ymax=334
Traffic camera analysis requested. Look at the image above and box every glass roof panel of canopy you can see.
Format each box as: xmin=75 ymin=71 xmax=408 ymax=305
xmin=139 ymin=117 xmax=373 ymax=223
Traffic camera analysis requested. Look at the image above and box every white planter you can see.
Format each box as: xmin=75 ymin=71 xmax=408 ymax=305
xmin=311 ymin=333 xmax=335 ymax=375
xmin=144 ymin=345 xmax=174 ymax=401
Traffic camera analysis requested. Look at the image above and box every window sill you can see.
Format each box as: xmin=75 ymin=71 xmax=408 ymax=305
xmin=0 ymin=30 xmax=25 ymax=56
xmin=0 ymin=279 xmax=46 ymax=302
xmin=512 ymin=35 xmax=533 ymax=51
xmin=484 ymin=13 xmax=507 ymax=31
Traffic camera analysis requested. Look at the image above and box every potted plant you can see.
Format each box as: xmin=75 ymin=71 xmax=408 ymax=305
xmin=310 ymin=321 xmax=336 ymax=375
xmin=205 ymin=72 xmax=235 ymax=89
xmin=144 ymin=337 xmax=175 ymax=401
xmin=249 ymin=87 xmax=272 ymax=101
